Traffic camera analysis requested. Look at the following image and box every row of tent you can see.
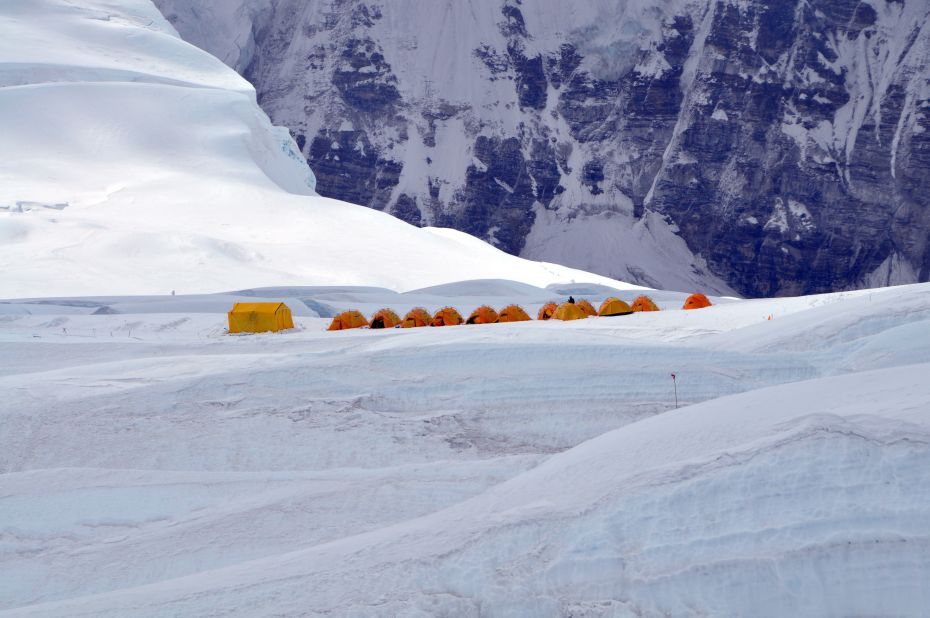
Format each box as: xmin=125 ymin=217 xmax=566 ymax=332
xmin=226 ymin=294 xmax=713 ymax=334
xmin=327 ymin=293 xmax=713 ymax=331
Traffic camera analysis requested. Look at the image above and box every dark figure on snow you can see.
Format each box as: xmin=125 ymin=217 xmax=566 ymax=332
xmin=568 ymin=296 xmax=575 ymax=304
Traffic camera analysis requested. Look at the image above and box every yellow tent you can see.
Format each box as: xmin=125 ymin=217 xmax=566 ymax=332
xmin=598 ymin=297 xmax=633 ymax=317
xmin=576 ymin=299 xmax=597 ymax=317
xmin=538 ymin=302 xmax=558 ymax=320
xmin=683 ymin=293 xmax=712 ymax=310
xmin=401 ymin=307 xmax=431 ymax=328
xmin=630 ymin=295 xmax=660 ymax=312
xmin=498 ymin=304 xmax=531 ymax=323
xmin=328 ymin=310 xmax=369 ymax=331
xmin=431 ymin=307 xmax=464 ymax=327
xmin=466 ymin=305 xmax=499 ymax=324
xmin=553 ymin=302 xmax=588 ymax=321
xmin=228 ymin=302 xmax=294 ymax=334
xmin=370 ymin=308 xmax=401 ymax=329
xmin=597 ymin=296 xmax=633 ymax=317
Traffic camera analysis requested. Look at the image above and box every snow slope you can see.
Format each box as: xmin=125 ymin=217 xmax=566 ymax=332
xmin=0 ymin=0 xmax=627 ymax=298
xmin=1 ymin=282 xmax=929 ymax=615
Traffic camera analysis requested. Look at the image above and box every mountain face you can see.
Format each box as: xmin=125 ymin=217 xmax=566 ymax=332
xmin=155 ymin=0 xmax=930 ymax=296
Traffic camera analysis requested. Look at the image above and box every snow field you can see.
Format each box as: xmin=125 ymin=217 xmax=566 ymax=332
xmin=1 ymin=282 xmax=929 ymax=615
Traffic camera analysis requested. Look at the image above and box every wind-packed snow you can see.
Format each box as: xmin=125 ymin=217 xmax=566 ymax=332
xmin=1 ymin=282 xmax=929 ymax=616
xmin=0 ymin=0 xmax=628 ymax=298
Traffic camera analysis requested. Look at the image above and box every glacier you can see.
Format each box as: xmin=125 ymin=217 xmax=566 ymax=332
xmin=1 ymin=282 xmax=929 ymax=616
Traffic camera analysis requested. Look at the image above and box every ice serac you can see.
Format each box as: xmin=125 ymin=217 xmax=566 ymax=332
xmin=0 ymin=0 xmax=630 ymax=298
xmin=156 ymin=0 xmax=930 ymax=296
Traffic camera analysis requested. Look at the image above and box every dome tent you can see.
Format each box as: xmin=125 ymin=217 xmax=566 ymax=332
xmin=328 ymin=310 xmax=369 ymax=331
xmin=228 ymin=302 xmax=294 ymax=334
xmin=431 ymin=307 xmax=464 ymax=327
xmin=598 ymin=297 xmax=633 ymax=317
xmin=576 ymin=299 xmax=597 ymax=317
xmin=631 ymin=295 xmax=660 ymax=312
xmin=498 ymin=304 xmax=531 ymax=323
xmin=401 ymin=307 xmax=431 ymax=328
xmin=537 ymin=302 xmax=558 ymax=320
xmin=553 ymin=302 xmax=588 ymax=321
xmin=370 ymin=308 xmax=401 ymax=329
xmin=683 ymin=293 xmax=712 ymax=310
xmin=466 ymin=305 xmax=499 ymax=325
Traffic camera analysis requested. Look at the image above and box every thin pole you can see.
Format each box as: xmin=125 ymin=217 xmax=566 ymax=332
xmin=671 ymin=373 xmax=678 ymax=409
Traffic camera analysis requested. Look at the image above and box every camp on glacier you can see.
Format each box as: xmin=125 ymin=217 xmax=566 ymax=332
xmin=1 ymin=1 xmax=929 ymax=617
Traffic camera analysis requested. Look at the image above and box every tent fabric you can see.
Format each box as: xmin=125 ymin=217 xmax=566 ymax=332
xmin=466 ymin=305 xmax=500 ymax=325
xmin=370 ymin=308 xmax=401 ymax=329
xmin=598 ymin=297 xmax=633 ymax=317
xmin=431 ymin=307 xmax=464 ymax=327
xmin=538 ymin=302 xmax=558 ymax=321
xmin=576 ymin=299 xmax=597 ymax=317
xmin=401 ymin=307 xmax=431 ymax=328
xmin=498 ymin=304 xmax=531 ymax=323
xmin=683 ymin=293 xmax=712 ymax=310
xmin=228 ymin=302 xmax=294 ymax=334
xmin=631 ymin=295 xmax=660 ymax=312
xmin=327 ymin=310 xmax=369 ymax=331
xmin=553 ymin=302 xmax=588 ymax=321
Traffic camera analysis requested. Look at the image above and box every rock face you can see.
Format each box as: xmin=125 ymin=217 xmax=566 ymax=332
xmin=155 ymin=0 xmax=930 ymax=296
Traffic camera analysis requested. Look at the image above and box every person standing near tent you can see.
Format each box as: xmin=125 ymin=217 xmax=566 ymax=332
xmin=568 ymin=296 xmax=575 ymax=304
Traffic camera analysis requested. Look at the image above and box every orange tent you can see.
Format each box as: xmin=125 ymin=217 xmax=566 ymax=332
xmin=683 ymin=293 xmax=712 ymax=310
xmin=498 ymin=304 xmax=531 ymax=323
xmin=401 ymin=307 xmax=431 ymax=328
xmin=370 ymin=308 xmax=401 ymax=329
xmin=466 ymin=305 xmax=499 ymax=325
xmin=538 ymin=302 xmax=558 ymax=320
xmin=328 ymin=310 xmax=369 ymax=331
xmin=598 ymin=297 xmax=632 ymax=317
xmin=431 ymin=307 xmax=464 ymax=327
xmin=630 ymin=295 xmax=660 ymax=312
xmin=576 ymin=299 xmax=597 ymax=317
xmin=553 ymin=302 xmax=588 ymax=321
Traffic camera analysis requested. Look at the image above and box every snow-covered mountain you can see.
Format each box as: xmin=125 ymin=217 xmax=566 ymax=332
xmin=155 ymin=0 xmax=930 ymax=296
xmin=0 ymin=0 xmax=625 ymax=299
